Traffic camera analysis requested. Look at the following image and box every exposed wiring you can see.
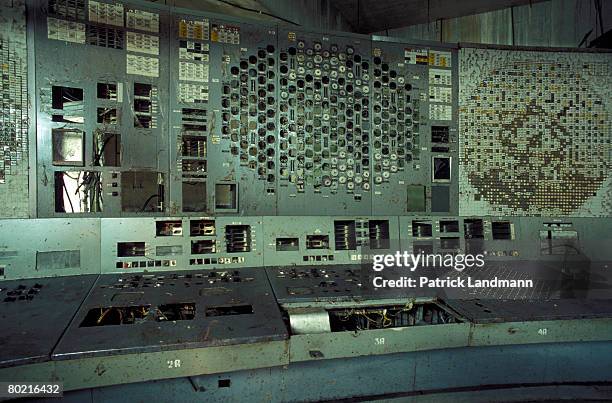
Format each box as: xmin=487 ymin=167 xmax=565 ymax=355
xmin=214 ymin=0 xmax=300 ymax=26
xmin=140 ymin=194 xmax=159 ymax=212
xmin=62 ymin=180 xmax=74 ymax=213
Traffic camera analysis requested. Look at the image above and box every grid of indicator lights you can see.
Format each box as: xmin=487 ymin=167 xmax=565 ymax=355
xmin=460 ymin=48 xmax=612 ymax=216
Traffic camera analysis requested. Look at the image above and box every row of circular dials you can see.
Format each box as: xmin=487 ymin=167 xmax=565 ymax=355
xmin=278 ymin=40 xmax=371 ymax=192
xmin=221 ymin=45 xmax=276 ymax=183
xmin=371 ymin=56 xmax=418 ymax=185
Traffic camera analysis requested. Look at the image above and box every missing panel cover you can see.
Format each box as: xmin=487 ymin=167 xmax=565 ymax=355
xmin=54 ymin=171 xmax=103 ymax=213
xmin=52 ymin=129 xmax=84 ymax=166
xmin=121 ymin=171 xmax=164 ymax=213
xmin=94 ymin=131 xmax=120 ymax=167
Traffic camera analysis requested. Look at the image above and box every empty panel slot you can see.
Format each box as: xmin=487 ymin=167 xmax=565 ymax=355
xmin=54 ymin=171 xmax=103 ymax=213
xmin=133 ymin=82 xmax=152 ymax=98
xmin=182 ymin=160 xmax=207 ymax=178
xmin=306 ymin=235 xmax=329 ymax=250
xmin=432 ymin=156 xmax=451 ymax=181
xmin=52 ymin=85 xmax=83 ymax=110
xmin=334 ymin=220 xmax=357 ymax=250
xmin=133 ymin=83 xmax=152 ymax=128
xmin=157 ymin=303 xmax=196 ymax=321
xmin=215 ymin=184 xmax=237 ymax=210
xmin=182 ymin=136 xmax=207 ymax=158
xmin=182 ymin=108 xmax=207 ymax=122
xmin=52 ymin=129 xmax=84 ymax=166
xmin=225 ymin=225 xmax=251 ymax=253
xmin=440 ymin=237 xmax=460 ymax=249
xmin=190 ymin=220 xmax=215 ymax=236
xmin=412 ymin=221 xmax=433 ymax=237
xmin=97 ymin=107 xmax=118 ymax=124
xmin=464 ymin=219 xmax=484 ymax=239
xmin=440 ymin=220 xmax=459 ymax=233
xmin=80 ymin=305 xmax=149 ymax=327
xmin=191 ymin=239 xmax=216 ymax=254
xmin=117 ymin=242 xmax=146 ymax=257
xmin=182 ymin=123 xmax=207 ymax=132
xmin=156 ymin=245 xmax=183 ymax=256
xmin=94 ymin=132 xmax=121 ymax=167
xmin=97 ymin=82 xmax=117 ymax=100
xmin=327 ymin=303 xmax=459 ymax=332
xmin=205 ymin=304 xmax=253 ymax=317
xmin=540 ymin=229 xmax=579 ymax=255
xmin=276 ymin=238 xmax=300 ymax=251
xmin=51 ymin=114 xmax=83 ymax=124
xmin=369 ymin=220 xmax=390 ymax=250
xmin=407 ymin=185 xmax=426 ymax=212
xmin=156 ymin=220 xmax=182 ymax=236
xmin=121 ymin=172 xmax=164 ymax=213
xmin=431 ymin=146 xmax=449 ymax=152
xmin=492 ymin=221 xmax=513 ymax=240
xmin=431 ymin=126 xmax=449 ymax=143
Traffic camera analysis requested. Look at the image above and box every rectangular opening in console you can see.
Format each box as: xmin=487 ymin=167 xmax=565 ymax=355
xmin=432 ymin=156 xmax=451 ymax=182
xmin=205 ymin=304 xmax=253 ymax=317
xmin=156 ymin=220 xmax=182 ymax=236
xmin=215 ymin=184 xmax=237 ymax=210
xmin=306 ymin=235 xmax=330 ymax=250
xmin=117 ymin=242 xmax=146 ymax=257
xmin=182 ymin=135 xmax=207 ymax=158
xmin=54 ymin=171 xmax=103 ymax=213
xmin=369 ymin=220 xmax=390 ymax=250
xmin=285 ymin=302 xmax=460 ymax=334
xmin=464 ymin=219 xmax=484 ymax=254
xmin=97 ymin=107 xmax=118 ymax=124
xmin=464 ymin=219 xmax=484 ymax=239
xmin=225 ymin=225 xmax=251 ymax=253
xmin=97 ymin=82 xmax=117 ymax=100
xmin=412 ymin=220 xmax=432 ymax=237
xmin=52 ymin=85 xmax=83 ymax=110
xmin=157 ymin=303 xmax=196 ymax=321
xmin=121 ymin=171 xmax=164 ymax=213
xmin=276 ymin=238 xmax=299 ymax=251
xmin=431 ymin=126 xmax=449 ymax=143
xmin=52 ymin=129 xmax=84 ymax=166
xmin=492 ymin=221 xmax=513 ymax=240
xmin=191 ymin=239 xmax=216 ymax=254
xmin=190 ymin=219 xmax=215 ymax=236
xmin=540 ymin=227 xmax=579 ymax=255
xmin=80 ymin=305 xmax=149 ymax=326
xmin=94 ymin=131 xmax=120 ymax=167
xmin=133 ymin=83 xmax=152 ymax=128
xmin=334 ymin=221 xmax=356 ymax=250
xmin=440 ymin=220 xmax=459 ymax=233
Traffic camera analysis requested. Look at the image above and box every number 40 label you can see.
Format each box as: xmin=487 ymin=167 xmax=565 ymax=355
xmin=538 ymin=328 xmax=548 ymax=336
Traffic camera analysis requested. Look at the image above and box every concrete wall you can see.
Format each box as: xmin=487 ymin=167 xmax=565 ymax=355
xmin=148 ymin=0 xmax=353 ymax=32
xmin=374 ymin=0 xmax=612 ymax=47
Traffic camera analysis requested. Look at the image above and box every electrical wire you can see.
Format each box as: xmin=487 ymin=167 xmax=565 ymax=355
xmin=140 ymin=194 xmax=159 ymax=212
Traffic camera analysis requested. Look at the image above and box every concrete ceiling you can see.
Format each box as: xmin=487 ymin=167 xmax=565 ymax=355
xmin=330 ymin=0 xmax=550 ymax=33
